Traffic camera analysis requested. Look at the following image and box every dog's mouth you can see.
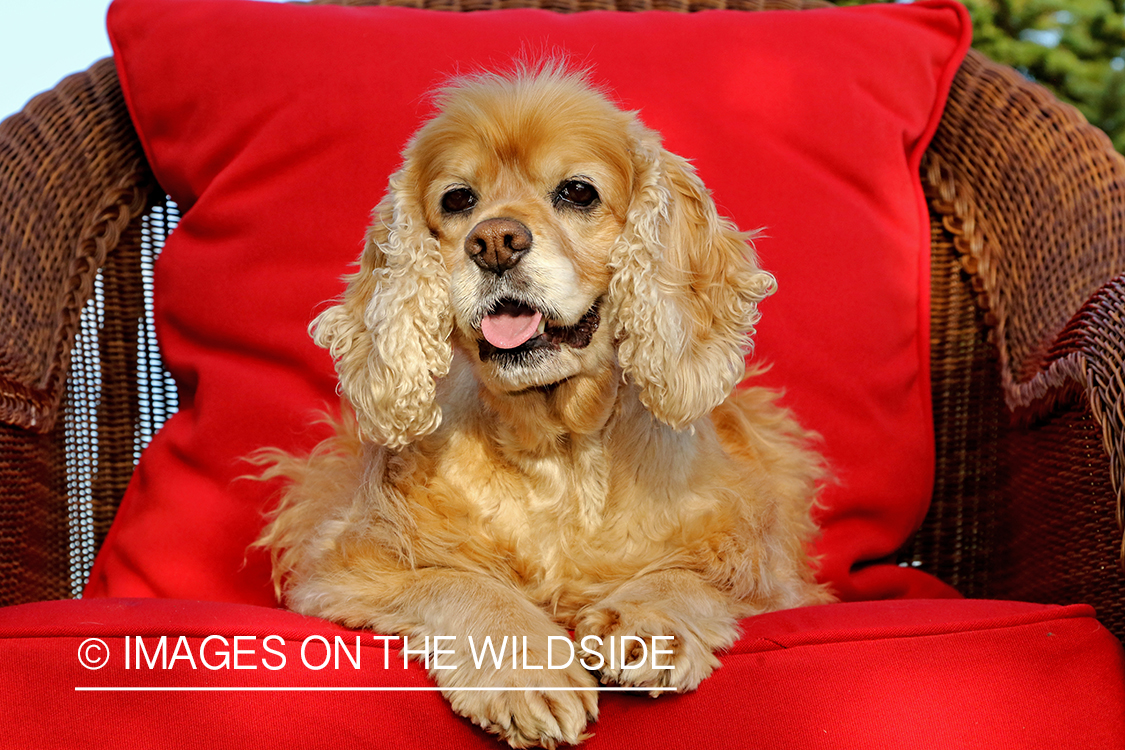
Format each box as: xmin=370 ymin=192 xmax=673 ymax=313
xmin=477 ymin=298 xmax=601 ymax=362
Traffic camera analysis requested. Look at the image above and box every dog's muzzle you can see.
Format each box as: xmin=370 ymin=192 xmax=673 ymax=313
xmin=478 ymin=299 xmax=601 ymax=363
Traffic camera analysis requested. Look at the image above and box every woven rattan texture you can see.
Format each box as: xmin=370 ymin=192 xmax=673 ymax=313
xmin=923 ymin=50 xmax=1125 ymax=635
xmin=0 ymin=425 xmax=67 ymax=603
xmin=898 ymin=222 xmax=1007 ymax=599
xmin=0 ymin=59 xmax=161 ymax=604
xmin=0 ymin=59 xmax=151 ymax=433
xmin=60 ymin=200 xmax=180 ymax=595
xmin=0 ymin=0 xmax=1122 ymax=641
xmin=928 ymin=51 xmax=1125 ymax=409
xmin=1003 ymin=404 xmax=1124 ymax=632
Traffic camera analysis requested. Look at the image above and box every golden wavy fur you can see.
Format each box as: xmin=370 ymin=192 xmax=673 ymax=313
xmin=257 ymin=64 xmax=833 ymax=748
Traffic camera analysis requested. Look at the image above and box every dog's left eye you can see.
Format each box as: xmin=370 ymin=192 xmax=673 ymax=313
xmin=555 ymin=180 xmax=599 ymax=209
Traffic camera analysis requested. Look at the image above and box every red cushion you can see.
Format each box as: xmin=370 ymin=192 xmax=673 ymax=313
xmin=85 ymin=0 xmax=971 ymax=604
xmin=2 ymin=597 xmax=1122 ymax=748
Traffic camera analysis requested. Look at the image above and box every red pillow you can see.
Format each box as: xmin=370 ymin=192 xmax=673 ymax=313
xmin=86 ymin=0 xmax=971 ymax=604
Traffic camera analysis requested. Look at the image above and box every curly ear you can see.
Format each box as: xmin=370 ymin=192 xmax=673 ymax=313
xmin=311 ymin=169 xmax=452 ymax=449
xmin=609 ymin=131 xmax=777 ymax=429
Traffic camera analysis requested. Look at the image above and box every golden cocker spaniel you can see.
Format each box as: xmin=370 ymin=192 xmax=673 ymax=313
xmin=258 ymin=64 xmax=833 ymax=748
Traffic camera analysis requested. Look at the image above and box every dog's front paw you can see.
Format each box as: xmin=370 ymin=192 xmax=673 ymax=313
xmin=439 ymin=643 xmax=598 ymax=749
xmin=574 ymin=600 xmax=739 ymax=695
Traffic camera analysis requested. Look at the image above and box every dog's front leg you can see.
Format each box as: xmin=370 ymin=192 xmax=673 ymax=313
xmin=297 ymin=568 xmax=597 ymax=748
xmin=573 ymin=569 xmax=740 ymax=695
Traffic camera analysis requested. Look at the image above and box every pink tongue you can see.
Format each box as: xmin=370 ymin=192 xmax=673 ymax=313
xmin=481 ymin=307 xmax=543 ymax=349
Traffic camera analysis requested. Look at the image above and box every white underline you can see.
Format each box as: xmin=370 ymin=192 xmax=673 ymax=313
xmin=75 ymin=686 xmax=677 ymax=693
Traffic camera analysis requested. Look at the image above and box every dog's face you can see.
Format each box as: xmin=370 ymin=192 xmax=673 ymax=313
xmin=407 ymin=76 xmax=636 ymax=392
xmin=313 ymin=67 xmax=778 ymax=448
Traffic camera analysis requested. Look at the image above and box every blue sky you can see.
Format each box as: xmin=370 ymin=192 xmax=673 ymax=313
xmin=0 ymin=2 xmax=115 ymax=121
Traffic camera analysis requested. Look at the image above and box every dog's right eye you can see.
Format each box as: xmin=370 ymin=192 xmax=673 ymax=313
xmin=441 ymin=188 xmax=477 ymax=214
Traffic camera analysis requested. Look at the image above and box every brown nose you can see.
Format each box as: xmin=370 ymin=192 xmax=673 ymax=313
xmin=465 ymin=218 xmax=532 ymax=275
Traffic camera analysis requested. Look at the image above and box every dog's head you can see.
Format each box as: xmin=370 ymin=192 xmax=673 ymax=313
xmin=314 ymin=65 xmax=777 ymax=448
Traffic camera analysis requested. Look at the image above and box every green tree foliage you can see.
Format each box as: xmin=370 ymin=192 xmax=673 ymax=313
xmin=967 ymin=0 xmax=1125 ymax=151
xmin=838 ymin=0 xmax=1125 ymax=152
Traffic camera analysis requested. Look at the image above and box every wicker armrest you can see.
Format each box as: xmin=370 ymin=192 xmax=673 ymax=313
xmin=0 ymin=58 xmax=158 ymax=604
xmin=922 ymin=49 xmax=1125 ymax=632
xmin=0 ymin=59 xmax=154 ymax=432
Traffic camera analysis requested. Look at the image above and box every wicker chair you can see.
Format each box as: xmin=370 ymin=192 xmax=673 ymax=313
xmin=1 ymin=0 xmax=1123 ymax=645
